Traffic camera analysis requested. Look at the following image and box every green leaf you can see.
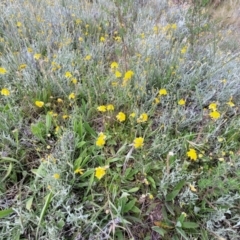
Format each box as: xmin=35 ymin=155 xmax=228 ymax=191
xmin=151 ymin=226 xmax=166 ymax=237
xmin=176 ymin=227 xmax=188 ymax=240
xmin=83 ymin=122 xmax=95 ymax=136
xmin=45 ymin=113 xmax=52 ymax=134
xmin=147 ymin=176 xmax=156 ymax=189
xmin=127 ymin=187 xmax=140 ymax=193
xmin=182 ymin=222 xmax=199 ymax=229
xmin=166 ymin=179 xmax=185 ymax=201
xmin=36 ymin=192 xmax=53 ymax=237
xmin=1 ymin=163 xmax=13 ymax=182
xmin=0 ymin=208 xmax=14 ymax=218
xmin=131 ymin=206 xmax=141 ymax=213
xmin=123 ymin=199 xmax=136 ymax=212
xmin=26 ymin=197 xmax=34 ymax=211
xmin=164 ymin=202 xmax=175 ymax=216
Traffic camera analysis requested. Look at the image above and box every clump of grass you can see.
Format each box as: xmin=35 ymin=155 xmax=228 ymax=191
xmin=1 ymin=0 xmax=240 ymax=239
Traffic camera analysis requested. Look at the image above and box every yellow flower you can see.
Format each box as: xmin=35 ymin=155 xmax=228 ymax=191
xmin=100 ymin=36 xmax=105 ymax=42
xmin=106 ymin=104 xmax=114 ymax=111
xmin=137 ymin=113 xmax=148 ymax=123
xmin=187 ymin=148 xmax=197 ymax=161
xmin=154 ymin=98 xmax=160 ymax=104
xmin=53 ymin=173 xmax=60 ymax=179
xmin=209 ymin=111 xmax=220 ymax=120
xmin=178 ymin=99 xmax=186 ymax=105
xmin=27 ymin=47 xmax=33 ymax=53
xmin=69 ymin=92 xmax=75 ymax=100
xmin=65 ymin=71 xmax=72 ymax=78
xmin=97 ymin=105 xmax=107 ymax=112
xmin=189 ymin=184 xmax=197 ymax=192
xmin=35 ymin=101 xmax=44 ymax=108
xmin=130 ymin=112 xmax=136 ymax=118
xmin=71 ymin=78 xmax=77 ymax=84
xmin=57 ymin=98 xmax=63 ymax=103
xmin=171 ymin=23 xmax=177 ymax=30
xmin=62 ymin=114 xmax=69 ymax=119
xmin=34 ymin=53 xmax=41 ymax=60
xmin=79 ymin=37 xmax=83 ymax=42
xmin=115 ymin=70 xmax=122 ymax=78
xmin=123 ymin=70 xmax=134 ymax=81
xmin=0 ymin=67 xmax=7 ymax=74
xmin=18 ymin=64 xmax=27 ymax=70
xmin=148 ymin=193 xmax=154 ymax=200
xmin=16 ymin=22 xmax=22 ymax=27
xmin=96 ymin=132 xmax=106 ymax=147
xmin=133 ymin=137 xmax=144 ymax=148
xmin=111 ymin=62 xmax=118 ymax=69
xmin=85 ymin=55 xmax=91 ymax=61
xmin=114 ymin=36 xmax=121 ymax=42
xmin=1 ymin=88 xmax=10 ymax=96
xmin=227 ymin=97 xmax=235 ymax=107
xmin=208 ymin=102 xmax=217 ymax=111
xmin=95 ymin=166 xmax=107 ymax=180
xmin=227 ymin=101 xmax=235 ymax=107
xmin=74 ymin=168 xmax=84 ymax=175
xmin=153 ymin=26 xmax=159 ymax=34
xmin=181 ymin=46 xmax=187 ymax=54
xmin=116 ymin=112 xmax=126 ymax=122
xmin=159 ymin=88 xmax=168 ymax=96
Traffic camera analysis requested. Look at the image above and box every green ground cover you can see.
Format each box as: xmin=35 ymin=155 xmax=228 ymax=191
xmin=0 ymin=0 xmax=240 ymax=239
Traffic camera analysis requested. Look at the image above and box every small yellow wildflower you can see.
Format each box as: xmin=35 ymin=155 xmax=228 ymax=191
xmin=227 ymin=97 xmax=235 ymax=107
xmin=208 ymin=102 xmax=217 ymax=111
xmin=97 ymin=105 xmax=107 ymax=112
xmin=27 ymin=47 xmax=33 ymax=53
xmin=53 ymin=173 xmax=60 ymax=179
xmin=68 ymin=92 xmax=75 ymax=100
xmin=181 ymin=46 xmax=187 ymax=54
xmin=159 ymin=88 xmax=168 ymax=96
xmin=153 ymin=26 xmax=159 ymax=34
xmin=1 ymin=88 xmax=10 ymax=96
xmin=106 ymin=104 xmax=114 ymax=111
xmin=187 ymin=148 xmax=197 ymax=161
xmin=137 ymin=113 xmax=148 ymax=123
xmin=111 ymin=62 xmax=118 ymax=69
xmin=114 ymin=36 xmax=121 ymax=42
xmin=115 ymin=70 xmax=122 ymax=78
xmin=62 ymin=114 xmax=69 ymax=119
xmin=116 ymin=112 xmax=126 ymax=122
xmin=74 ymin=168 xmax=84 ymax=175
xmin=35 ymin=101 xmax=44 ymax=108
xmin=71 ymin=78 xmax=77 ymax=84
xmin=178 ymin=99 xmax=186 ymax=105
xmin=123 ymin=70 xmax=134 ymax=81
xmin=209 ymin=111 xmax=220 ymax=120
xmin=85 ymin=55 xmax=91 ymax=61
xmin=57 ymin=98 xmax=63 ymax=103
xmin=100 ymin=36 xmax=105 ymax=42
xmin=65 ymin=71 xmax=72 ymax=78
xmin=130 ymin=112 xmax=136 ymax=118
xmin=16 ymin=22 xmax=22 ymax=27
xmin=96 ymin=132 xmax=106 ymax=147
xmin=79 ymin=37 xmax=83 ymax=42
xmin=154 ymin=98 xmax=160 ymax=104
xmin=33 ymin=53 xmax=41 ymax=60
xmin=95 ymin=166 xmax=107 ymax=180
xmin=0 ymin=67 xmax=7 ymax=74
xmin=133 ymin=137 xmax=144 ymax=149
xmin=189 ymin=184 xmax=197 ymax=192
xmin=18 ymin=64 xmax=27 ymax=70
xmin=148 ymin=193 xmax=154 ymax=200
xmin=171 ymin=23 xmax=177 ymax=30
